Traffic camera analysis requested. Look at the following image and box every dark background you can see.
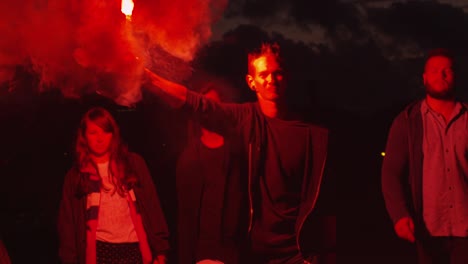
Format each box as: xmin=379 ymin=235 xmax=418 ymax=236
xmin=2 ymin=0 xmax=468 ymax=263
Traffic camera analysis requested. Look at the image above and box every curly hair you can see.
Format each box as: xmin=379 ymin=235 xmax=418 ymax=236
xmin=75 ymin=107 xmax=137 ymax=197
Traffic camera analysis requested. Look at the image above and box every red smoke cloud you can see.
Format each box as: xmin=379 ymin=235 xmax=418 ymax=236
xmin=133 ymin=0 xmax=227 ymax=61
xmin=0 ymin=0 xmax=228 ymax=106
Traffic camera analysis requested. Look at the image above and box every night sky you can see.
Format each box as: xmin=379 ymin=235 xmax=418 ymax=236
xmin=212 ymin=0 xmax=468 ymax=115
xmin=1 ymin=1 xmax=467 ymax=263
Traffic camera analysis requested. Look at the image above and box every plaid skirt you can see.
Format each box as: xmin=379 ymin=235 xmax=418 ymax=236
xmin=96 ymin=240 xmax=143 ymax=264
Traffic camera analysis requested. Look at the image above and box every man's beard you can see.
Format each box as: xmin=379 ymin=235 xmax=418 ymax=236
xmin=425 ymin=83 xmax=455 ymax=100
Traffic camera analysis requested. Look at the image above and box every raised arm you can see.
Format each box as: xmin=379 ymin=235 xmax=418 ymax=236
xmin=144 ymin=68 xmax=252 ymax=135
xmin=144 ymin=68 xmax=188 ymax=108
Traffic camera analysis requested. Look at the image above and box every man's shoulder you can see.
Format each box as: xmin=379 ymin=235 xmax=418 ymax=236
xmin=236 ymin=101 xmax=262 ymax=121
xmin=300 ymin=122 xmax=329 ymax=141
xmin=308 ymin=123 xmax=329 ymax=134
xmin=298 ymin=117 xmax=329 ymax=133
xmin=393 ymin=100 xmax=423 ymax=121
xmin=404 ymin=100 xmax=423 ymax=113
xmin=243 ymin=101 xmax=259 ymax=110
xmin=219 ymin=100 xmax=257 ymax=114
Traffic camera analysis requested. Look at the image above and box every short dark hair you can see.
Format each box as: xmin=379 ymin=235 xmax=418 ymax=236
xmin=247 ymin=43 xmax=283 ymax=75
xmin=424 ymin=48 xmax=456 ymax=73
xmin=426 ymin=48 xmax=454 ymax=63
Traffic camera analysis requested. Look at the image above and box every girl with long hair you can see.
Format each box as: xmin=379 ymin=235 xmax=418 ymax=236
xmin=58 ymin=107 xmax=169 ymax=264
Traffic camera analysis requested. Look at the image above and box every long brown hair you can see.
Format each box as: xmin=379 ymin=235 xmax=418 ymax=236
xmin=75 ymin=107 xmax=137 ymax=196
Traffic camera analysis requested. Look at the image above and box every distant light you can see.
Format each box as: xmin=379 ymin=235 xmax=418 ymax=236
xmin=381 ymin=152 xmax=386 ymax=157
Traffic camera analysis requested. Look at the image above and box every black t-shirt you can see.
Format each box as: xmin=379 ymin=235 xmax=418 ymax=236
xmin=250 ymin=117 xmax=309 ymax=256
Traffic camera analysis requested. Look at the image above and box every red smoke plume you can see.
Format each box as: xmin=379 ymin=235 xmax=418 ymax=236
xmin=0 ymin=0 xmax=228 ymax=106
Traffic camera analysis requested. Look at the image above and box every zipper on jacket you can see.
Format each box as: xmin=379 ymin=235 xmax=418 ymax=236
xmin=296 ymin=146 xmax=328 ymax=254
xmin=247 ymin=143 xmax=254 ymax=234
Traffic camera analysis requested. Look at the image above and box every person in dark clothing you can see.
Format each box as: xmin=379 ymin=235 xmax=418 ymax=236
xmin=176 ymin=79 xmax=247 ymax=264
xmin=382 ymin=48 xmax=468 ymax=264
xmin=144 ymin=43 xmax=335 ymax=264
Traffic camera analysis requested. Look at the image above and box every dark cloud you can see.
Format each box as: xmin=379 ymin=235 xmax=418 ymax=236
xmin=289 ymin=0 xmax=361 ymax=30
xmin=200 ymin=1 xmax=468 ymax=116
xmin=369 ymin=1 xmax=468 ymax=53
xmin=224 ymin=0 xmax=363 ymax=33
xmin=214 ymin=0 xmax=468 ymax=114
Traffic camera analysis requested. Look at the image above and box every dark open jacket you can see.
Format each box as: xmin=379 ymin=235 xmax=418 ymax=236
xmin=57 ymin=152 xmax=170 ymax=264
xmin=183 ymin=91 xmax=335 ymax=263
xmin=382 ymin=101 xmax=424 ymax=233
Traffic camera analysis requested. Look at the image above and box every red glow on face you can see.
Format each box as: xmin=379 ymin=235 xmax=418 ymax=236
xmin=423 ymin=56 xmax=454 ymax=98
xmin=250 ymin=55 xmax=286 ymax=102
xmin=85 ymin=121 xmax=113 ymax=157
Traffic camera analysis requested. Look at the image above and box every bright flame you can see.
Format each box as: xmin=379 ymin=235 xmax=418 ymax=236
xmin=121 ymin=0 xmax=134 ymax=18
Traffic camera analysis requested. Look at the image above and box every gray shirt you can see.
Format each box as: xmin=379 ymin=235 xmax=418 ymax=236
xmin=421 ymin=100 xmax=468 ymax=237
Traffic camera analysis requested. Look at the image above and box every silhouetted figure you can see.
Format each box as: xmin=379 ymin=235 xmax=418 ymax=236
xmin=176 ymin=81 xmax=247 ymax=264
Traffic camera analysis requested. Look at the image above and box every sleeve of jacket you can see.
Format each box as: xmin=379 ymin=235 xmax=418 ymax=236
xmin=381 ymin=112 xmax=411 ymax=224
xmin=133 ymin=154 xmax=170 ymax=256
xmin=184 ymin=90 xmax=251 ymax=135
xmin=57 ymin=169 xmax=79 ymax=264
